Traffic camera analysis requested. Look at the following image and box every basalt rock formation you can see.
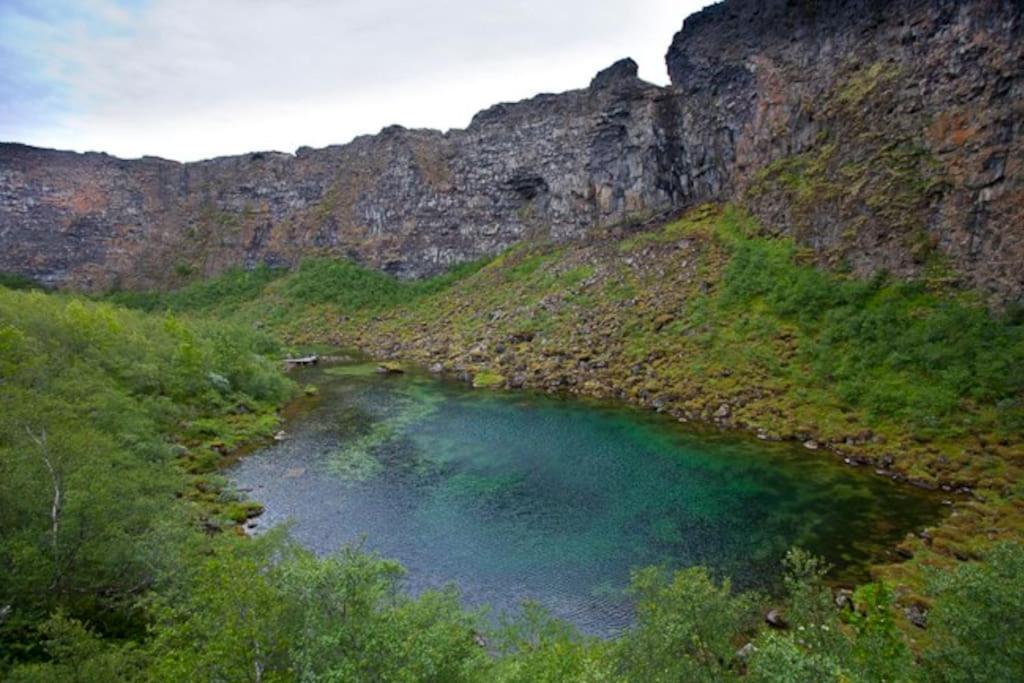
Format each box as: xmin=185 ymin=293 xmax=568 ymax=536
xmin=1 ymin=0 xmax=1021 ymax=301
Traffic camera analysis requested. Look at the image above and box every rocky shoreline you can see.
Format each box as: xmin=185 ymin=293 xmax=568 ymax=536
xmin=279 ymin=210 xmax=1018 ymax=596
xmin=399 ymin=348 xmax=973 ymax=499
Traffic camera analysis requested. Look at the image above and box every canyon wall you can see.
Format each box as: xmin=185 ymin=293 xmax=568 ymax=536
xmin=1 ymin=0 xmax=1021 ymax=301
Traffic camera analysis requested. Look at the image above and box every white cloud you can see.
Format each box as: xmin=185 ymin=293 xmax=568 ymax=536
xmin=3 ymin=0 xmax=714 ymax=161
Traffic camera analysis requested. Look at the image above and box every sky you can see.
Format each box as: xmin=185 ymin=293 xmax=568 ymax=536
xmin=0 ymin=0 xmax=714 ymax=162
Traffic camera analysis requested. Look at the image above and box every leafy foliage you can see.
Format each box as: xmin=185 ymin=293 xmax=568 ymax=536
xmin=0 ymin=272 xmax=44 ymax=291
xmin=106 ymin=265 xmax=285 ymax=313
xmin=719 ymin=228 xmax=1024 ymax=435
xmin=0 ymin=286 xmax=293 ymax=663
xmin=612 ymin=566 xmax=757 ymax=682
xmin=109 ymin=257 xmax=491 ymax=318
xmin=924 ymin=542 xmax=1024 ymax=682
xmin=747 ymin=550 xmax=914 ymax=682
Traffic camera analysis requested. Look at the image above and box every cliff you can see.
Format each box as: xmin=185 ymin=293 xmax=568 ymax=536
xmin=1 ymin=0 xmax=1021 ymax=301
xmin=669 ymin=0 xmax=1024 ymax=300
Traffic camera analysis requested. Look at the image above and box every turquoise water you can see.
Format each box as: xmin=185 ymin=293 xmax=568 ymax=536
xmin=230 ymin=363 xmax=943 ymax=636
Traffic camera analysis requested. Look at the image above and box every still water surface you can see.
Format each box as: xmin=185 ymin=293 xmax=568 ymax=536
xmin=230 ymin=362 xmax=942 ymax=636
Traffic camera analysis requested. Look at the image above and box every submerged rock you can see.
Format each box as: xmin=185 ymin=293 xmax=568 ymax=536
xmin=376 ymin=362 xmax=405 ymax=375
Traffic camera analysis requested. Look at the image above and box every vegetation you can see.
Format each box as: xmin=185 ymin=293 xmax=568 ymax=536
xmin=274 ymin=204 xmax=1022 ymax=603
xmin=3 ymin=199 xmax=1023 ymax=679
xmin=105 ymin=265 xmax=285 ymax=313
xmin=0 ymin=272 xmax=44 ymax=291
xmin=5 ymin=503 xmax=1021 ymax=681
xmin=108 ymin=257 xmax=491 ymax=319
xmin=294 ymin=206 xmax=1021 ymax=472
xmin=717 ymin=228 xmax=1024 ymax=437
xmin=0 ymin=286 xmax=293 ymax=665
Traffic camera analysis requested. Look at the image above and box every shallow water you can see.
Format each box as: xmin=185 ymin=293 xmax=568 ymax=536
xmin=230 ymin=362 xmax=943 ymax=636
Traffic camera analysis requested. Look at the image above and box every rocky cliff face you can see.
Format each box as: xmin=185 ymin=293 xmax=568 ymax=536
xmin=1 ymin=0 xmax=1021 ymax=301
xmin=0 ymin=61 xmax=685 ymax=290
xmin=668 ymin=0 xmax=1024 ymax=300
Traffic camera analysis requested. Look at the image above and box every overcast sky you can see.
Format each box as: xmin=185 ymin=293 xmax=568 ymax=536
xmin=0 ymin=0 xmax=713 ymax=161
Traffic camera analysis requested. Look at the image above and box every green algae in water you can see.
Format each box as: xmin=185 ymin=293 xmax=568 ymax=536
xmin=231 ymin=365 xmax=945 ymax=636
xmin=322 ymin=363 xmax=384 ymax=378
xmin=329 ymin=381 xmax=444 ymax=480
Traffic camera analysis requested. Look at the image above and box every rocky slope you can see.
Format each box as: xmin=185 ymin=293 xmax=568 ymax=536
xmin=1 ymin=0 xmax=1021 ymax=302
xmin=267 ymin=203 xmax=1022 ymax=595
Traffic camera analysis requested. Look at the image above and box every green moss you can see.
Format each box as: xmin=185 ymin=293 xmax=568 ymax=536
xmin=601 ymin=277 xmax=635 ymax=301
xmin=203 ymin=206 xmax=245 ymax=231
xmin=834 ymin=61 xmax=901 ymax=107
xmin=224 ymin=500 xmax=263 ymax=523
xmin=472 ymin=370 xmax=506 ymax=388
xmin=174 ymin=262 xmax=196 ymax=278
xmin=313 ymin=184 xmax=342 ymax=223
xmin=559 ymin=265 xmax=594 ymax=288
xmin=323 ymin=363 xmax=385 ymax=378
xmin=504 ymin=251 xmax=556 ymax=281
xmin=617 ymin=206 xmax=720 ymax=252
xmin=747 ymin=134 xmax=943 ymax=253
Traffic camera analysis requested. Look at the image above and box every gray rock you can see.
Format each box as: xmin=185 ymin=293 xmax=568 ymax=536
xmin=1 ymin=0 xmax=1022 ymax=303
xmin=590 ymin=58 xmax=640 ymax=89
xmin=905 ymin=604 xmax=928 ymax=629
xmin=835 ymin=588 xmax=854 ymax=610
xmin=765 ymin=608 xmax=787 ymax=629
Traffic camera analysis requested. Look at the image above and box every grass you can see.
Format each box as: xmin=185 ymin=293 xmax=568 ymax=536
xmin=717 ymin=232 xmax=1024 ymax=438
xmin=106 ymin=256 xmax=493 ymax=323
xmin=106 ymin=265 xmax=285 ymax=312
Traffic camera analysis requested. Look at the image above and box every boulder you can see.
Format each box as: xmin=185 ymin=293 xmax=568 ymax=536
xmin=376 ymin=361 xmax=404 ymax=375
xmin=765 ymin=609 xmax=787 ymax=629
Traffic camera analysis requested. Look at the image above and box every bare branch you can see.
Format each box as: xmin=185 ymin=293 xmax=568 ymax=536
xmin=24 ymin=425 xmax=62 ymax=590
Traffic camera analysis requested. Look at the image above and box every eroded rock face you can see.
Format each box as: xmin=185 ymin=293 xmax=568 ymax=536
xmin=1 ymin=0 xmax=1022 ymax=302
xmin=0 ymin=75 xmax=687 ymax=290
xmin=667 ymin=0 xmax=1024 ymax=300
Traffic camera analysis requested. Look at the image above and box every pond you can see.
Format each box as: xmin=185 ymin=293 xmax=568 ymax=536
xmin=230 ymin=361 xmax=943 ymax=636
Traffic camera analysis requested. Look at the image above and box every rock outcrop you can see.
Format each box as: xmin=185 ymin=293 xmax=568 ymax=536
xmin=0 ymin=74 xmax=684 ymax=290
xmin=668 ymin=0 xmax=1024 ymax=300
xmin=1 ymin=0 xmax=1021 ymax=302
